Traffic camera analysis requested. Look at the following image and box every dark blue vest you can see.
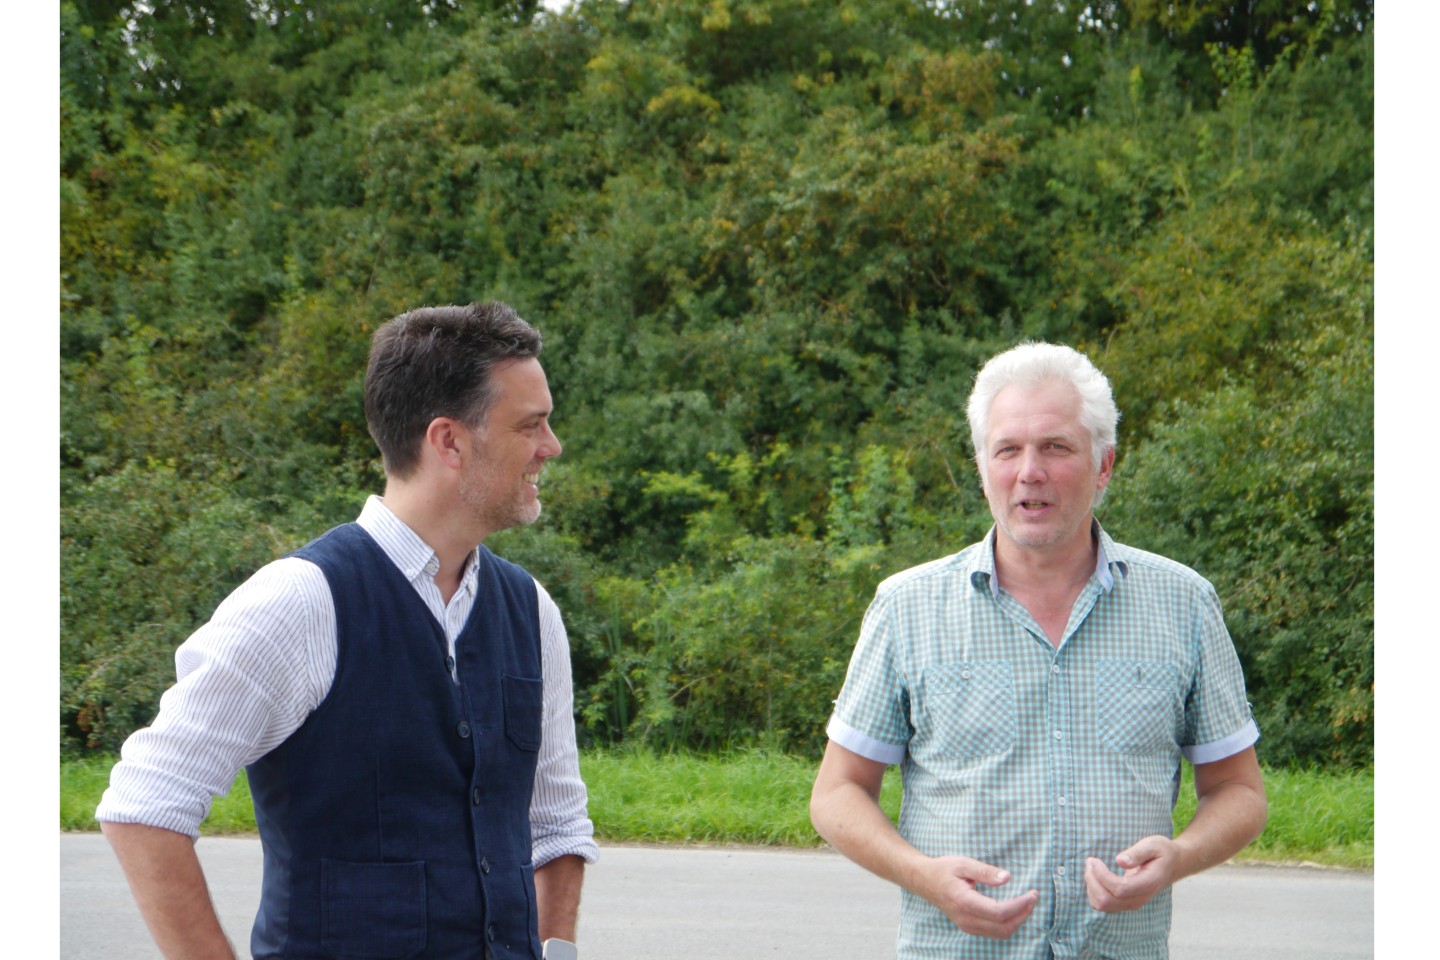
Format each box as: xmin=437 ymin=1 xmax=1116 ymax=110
xmin=246 ymin=523 xmax=544 ymax=960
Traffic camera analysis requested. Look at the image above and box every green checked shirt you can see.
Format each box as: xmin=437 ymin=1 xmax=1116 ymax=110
xmin=826 ymin=523 xmax=1258 ymax=960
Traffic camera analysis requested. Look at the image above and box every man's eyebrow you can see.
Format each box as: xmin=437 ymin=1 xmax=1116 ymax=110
xmin=990 ymin=431 xmax=1079 ymax=446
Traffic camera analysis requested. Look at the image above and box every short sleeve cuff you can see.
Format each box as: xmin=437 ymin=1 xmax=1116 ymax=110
xmin=1182 ymin=718 xmax=1260 ymax=765
xmin=826 ymin=715 xmax=907 ymax=766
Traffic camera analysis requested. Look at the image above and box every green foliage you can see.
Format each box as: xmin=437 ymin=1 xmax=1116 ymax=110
xmin=61 ymin=0 xmax=1371 ymax=768
xmin=60 ymin=459 xmax=296 ymax=752
xmin=1102 ymin=327 xmax=1373 ymax=767
xmin=1124 ymin=0 xmax=1373 ymax=102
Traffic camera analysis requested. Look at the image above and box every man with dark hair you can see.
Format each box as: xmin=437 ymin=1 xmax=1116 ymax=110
xmin=98 ymin=301 xmax=596 ymax=959
xmin=811 ymin=342 xmax=1266 ymax=959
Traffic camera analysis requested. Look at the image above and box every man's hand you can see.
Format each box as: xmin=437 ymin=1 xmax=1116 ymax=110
xmin=812 ymin=742 xmax=1036 ymax=940
xmin=919 ymin=856 xmax=1039 ymax=939
xmin=1083 ymin=836 xmax=1179 ymax=913
xmin=1087 ymin=748 xmax=1268 ymax=915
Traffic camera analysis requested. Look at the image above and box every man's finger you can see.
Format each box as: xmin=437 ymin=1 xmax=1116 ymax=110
xmin=1085 ymin=859 xmax=1124 ymax=910
xmin=1115 ymin=837 xmax=1163 ymax=873
xmin=950 ymin=857 xmax=1013 ymax=888
xmin=990 ymin=889 xmax=1040 ymax=921
xmin=954 ymin=889 xmax=1039 ymax=938
xmin=1085 ymin=857 xmax=1124 ymax=894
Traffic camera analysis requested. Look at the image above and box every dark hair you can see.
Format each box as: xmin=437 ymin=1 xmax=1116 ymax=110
xmin=364 ymin=301 xmax=543 ymax=478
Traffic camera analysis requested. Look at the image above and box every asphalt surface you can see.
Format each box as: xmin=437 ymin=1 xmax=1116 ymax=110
xmin=61 ymin=834 xmax=1373 ymax=958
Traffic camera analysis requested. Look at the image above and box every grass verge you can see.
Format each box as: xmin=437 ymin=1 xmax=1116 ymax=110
xmin=63 ymin=748 xmax=1371 ymax=868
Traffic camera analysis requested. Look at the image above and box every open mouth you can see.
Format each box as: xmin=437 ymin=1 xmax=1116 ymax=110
xmin=523 ymin=472 xmax=540 ymax=487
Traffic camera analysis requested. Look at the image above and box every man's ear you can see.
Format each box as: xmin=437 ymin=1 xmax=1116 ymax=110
xmin=1095 ymin=446 xmax=1116 ymax=493
xmin=424 ymin=417 xmax=468 ymax=471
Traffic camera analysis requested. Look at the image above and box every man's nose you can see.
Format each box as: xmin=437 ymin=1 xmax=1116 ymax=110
xmin=1016 ymin=449 xmax=1045 ymax=482
xmin=541 ymin=423 xmax=562 ymax=459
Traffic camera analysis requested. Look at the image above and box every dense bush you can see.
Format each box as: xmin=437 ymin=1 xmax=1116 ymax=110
xmin=61 ymin=0 xmax=1372 ymax=766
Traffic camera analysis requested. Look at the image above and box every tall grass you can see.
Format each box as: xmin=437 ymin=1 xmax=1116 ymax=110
xmin=63 ymin=749 xmax=1371 ymax=868
xmin=577 ymin=746 xmax=904 ymax=846
xmin=1177 ymin=763 xmax=1375 ymax=868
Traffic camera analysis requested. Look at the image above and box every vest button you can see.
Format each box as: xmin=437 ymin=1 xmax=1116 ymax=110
xmin=481 ymin=856 xmax=491 ymax=874
xmin=445 ymin=655 xmax=456 ymax=672
xmin=487 ymin=923 xmax=496 ymax=941
xmin=472 ymin=787 xmax=481 ymax=805
xmin=457 ymin=721 xmax=471 ymax=739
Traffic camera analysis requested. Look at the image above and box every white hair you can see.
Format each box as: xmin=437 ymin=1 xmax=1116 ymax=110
xmin=966 ymin=341 xmax=1120 ymax=495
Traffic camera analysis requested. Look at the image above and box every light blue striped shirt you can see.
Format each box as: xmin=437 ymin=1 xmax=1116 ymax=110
xmin=827 ymin=524 xmax=1258 ymax=959
xmin=98 ymin=496 xmax=598 ymax=869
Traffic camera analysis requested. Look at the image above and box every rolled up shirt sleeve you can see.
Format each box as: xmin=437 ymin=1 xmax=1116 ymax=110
xmin=826 ymin=584 xmax=913 ymax=767
xmin=529 ymin=582 xmax=599 ymax=867
xmin=1180 ymin=582 xmax=1261 ymax=764
xmin=94 ymin=557 xmax=334 ymax=839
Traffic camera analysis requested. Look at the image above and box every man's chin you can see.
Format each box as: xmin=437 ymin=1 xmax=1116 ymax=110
xmin=480 ymin=503 xmax=542 ymax=537
xmin=999 ymin=521 xmax=1061 ymax=550
xmin=516 ymin=501 xmax=543 ymax=527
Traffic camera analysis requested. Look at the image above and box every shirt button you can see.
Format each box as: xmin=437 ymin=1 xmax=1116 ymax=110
xmin=457 ymin=722 xmax=471 ymax=739
xmin=960 ymin=669 xmax=972 ymax=680
xmin=1057 ymin=796 xmax=1067 ymax=805
xmin=1056 ymin=865 xmax=1067 ymax=876
xmin=1053 ymin=729 xmax=1064 ymax=740
xmin=1051 ymin=663 xmax=1061 ymax=674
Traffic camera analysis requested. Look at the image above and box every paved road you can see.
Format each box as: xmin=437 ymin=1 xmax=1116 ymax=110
xmin=61 ymin=834 xmax=1372 ymax=958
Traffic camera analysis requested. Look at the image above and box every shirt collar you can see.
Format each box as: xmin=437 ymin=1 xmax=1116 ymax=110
xmin=970 ymin=520 xmax=1129 ymax=596
xmin=356 ymin=495 xmax=480 ymax=595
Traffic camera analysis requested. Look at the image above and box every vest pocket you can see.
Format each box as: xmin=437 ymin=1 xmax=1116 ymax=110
xmin=320 ymin=859 xmax=426 ymax=959
xmin=483 ymin=860 xmax=541 ymax=958
xmin=502 ymin=675 xmax=544 ymax=752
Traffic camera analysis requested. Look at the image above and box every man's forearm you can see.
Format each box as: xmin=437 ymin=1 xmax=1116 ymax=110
xmin=534 ymin=854 xmax=585 ymax=942
xmin=1172 ymin=773 xmax=1268 ymax=880
xmin=811 ymin=773 xmax=927 ymax=890
xmin=101 ymin=821 xmax=237 ymax=959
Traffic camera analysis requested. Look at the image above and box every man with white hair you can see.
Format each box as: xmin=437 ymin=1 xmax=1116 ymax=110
xmin=811 ymin=342 xmax=1266 ymax=959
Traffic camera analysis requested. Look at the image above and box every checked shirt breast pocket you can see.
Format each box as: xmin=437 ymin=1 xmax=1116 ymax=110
xmin=918 ymin=661 xmax=1017 ymax=759
xmin=1096 ymin=659 xmax=1183 ymax=756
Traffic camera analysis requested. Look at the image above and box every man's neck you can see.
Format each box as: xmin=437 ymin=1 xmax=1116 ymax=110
xmin=379 ymin=482 xmax=481 ymax=603
xmin=991 ymin=526 xmax=1098 ymax=647
xmin=992 ymin=523 xmax=1098 ymax=600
